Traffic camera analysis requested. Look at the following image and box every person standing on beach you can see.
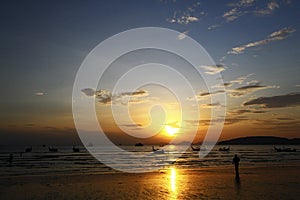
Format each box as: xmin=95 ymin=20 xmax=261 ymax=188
xmin=9 ymin=153 xmax=13 ymax=166
xmin=232 ymin=154 xmax=240 ymax=179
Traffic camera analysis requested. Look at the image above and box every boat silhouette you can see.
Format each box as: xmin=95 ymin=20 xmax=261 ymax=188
xmin=274 ymin=146 xmax=296 ymax=152
xmin=152 ymin=146 xmax=164 ymax=154
xmin=72 ymin=146 xmax=80 ymax=152
xmin=191 ymin=145 xmax=200 ymax=151
xmin=25 ymin=146 xmax=32 ymax=153
xmin=219 ymin=147 xmax=230 ymax=152
xmin=48 ymin=146 xmax=58 ymax=152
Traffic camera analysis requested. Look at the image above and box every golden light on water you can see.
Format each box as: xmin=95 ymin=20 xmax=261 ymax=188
xmin=170 ymin=167 xmax=177 ymax=192
xmin=169 ymin=167 xmax=178 ymax=200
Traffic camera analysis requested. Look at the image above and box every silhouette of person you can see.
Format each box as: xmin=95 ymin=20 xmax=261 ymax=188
xmin=232 ymin=154 xmax=240 ymax=179
xmin=9 ymin=153 xmax=13 ymax=166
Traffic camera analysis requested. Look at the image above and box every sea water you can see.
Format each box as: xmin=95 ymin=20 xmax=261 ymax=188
xmin=0 ymin=145 xmax=299 ymax=176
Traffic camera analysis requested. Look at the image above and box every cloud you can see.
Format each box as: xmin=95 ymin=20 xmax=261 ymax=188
xmin=243 ymin=93 xmax=300 ymax=108
xmin=24 ymin=123 xmax=35 ymax=127
xmin=223 ymin=8 xmax=243 ymax=22
xmin=252 ymin=118 xmax=300 ymax=127
xmin=276 ymin=117 xmax=295 ymax=121
xmin=187 ymin=90 xmax=225 ymax=101
xmin=229 ymin=27 xmax=296 ymax=54
xmin=177 ymin=31 xmax=189 ymax=40
xmin=81 ymin=88 xmax=96 ymax=96
xmin=197 ymin=90 xmax=225 ymax=97
xmin=223 ymin=82 xmax=233 ymax=87
xmin=167 ymin=14 xmax=199 ymax=25
xmin=166 ymin=2 xmax=204 ymax=25
xmin=255 ymin=1 xmax=279 ymax=15
xmin=200 ymin=64 xmax=226 ymax=75
xmin=223 ymin=0 xmax=255 ymax=22
xmin=225 ymin=116 xmax=249 ymax=125
xmin=82 ymin=88 xmax=149 ymax=105
xmin=201 ymin=102 xmax=222 ymax=108
xmin=119 ymin=123 xmax=143 ymax=128
xmin=119 ymin=90 xmax=148 ymax=97
xmin=229 ymin=83 xmax=277 ymax=97
xmin=208 ymin=24 xmax=221 ymax=30
xmin=95 ymin=90 xmax=113 ymax=104
xmin=229 ymin=73 xmax=254 ymax=85
xmin=228 ymin=109 xmax=267 ymax=115
xmin=35 ymin=92 xmax=44 ymax=96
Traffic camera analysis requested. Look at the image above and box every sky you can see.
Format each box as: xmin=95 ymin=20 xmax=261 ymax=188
xmin=0 ymin=0 xmax=299 ymax=145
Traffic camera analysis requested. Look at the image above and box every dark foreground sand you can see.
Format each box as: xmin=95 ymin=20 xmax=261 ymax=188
xmin=0 ymin=165 xmax=299 ymax=200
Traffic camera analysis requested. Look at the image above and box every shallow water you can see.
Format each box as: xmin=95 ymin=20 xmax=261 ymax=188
xmin=0 ymin=145 xmax=299 ymax=176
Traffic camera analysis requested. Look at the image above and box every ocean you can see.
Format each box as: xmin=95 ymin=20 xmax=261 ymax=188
xmin=1 ymin=145 xmax=299 ymax=176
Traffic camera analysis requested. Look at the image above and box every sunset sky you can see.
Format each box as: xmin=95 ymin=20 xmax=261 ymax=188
xmin=0 ymin=0 xmax=299 ymax=145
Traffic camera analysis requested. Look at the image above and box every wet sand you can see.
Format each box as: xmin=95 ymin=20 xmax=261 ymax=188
xmin=0 ymin=165 xmax=299 ymax=200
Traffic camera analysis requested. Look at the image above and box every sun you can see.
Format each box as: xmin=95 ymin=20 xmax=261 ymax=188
xmin=165 ymin=125 xmax=179 ymax=136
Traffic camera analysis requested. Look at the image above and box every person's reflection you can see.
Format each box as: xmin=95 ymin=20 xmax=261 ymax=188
xmin=234 ymin=177 xmax=241 ymax=196
xmin=232 ymin=154 xmax=240 ymax=180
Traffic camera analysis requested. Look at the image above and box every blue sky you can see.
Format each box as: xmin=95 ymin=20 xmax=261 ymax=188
xmin=0 ymin=0 xmax=299 ymax=145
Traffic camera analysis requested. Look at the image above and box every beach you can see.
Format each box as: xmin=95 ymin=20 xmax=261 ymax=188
xmin=1 ymin=165 xmax=299 ymax=200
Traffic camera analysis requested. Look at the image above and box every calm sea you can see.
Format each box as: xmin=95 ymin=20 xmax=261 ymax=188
xmin=0 ymin=145 xmax=299 ymax=176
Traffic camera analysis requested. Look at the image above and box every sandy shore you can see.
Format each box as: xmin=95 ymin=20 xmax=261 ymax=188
xmin=0 ymin=165 xmax=299 ymax=200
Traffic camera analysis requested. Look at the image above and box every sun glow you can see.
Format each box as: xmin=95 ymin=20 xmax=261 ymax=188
xmin=165 ymin=125 xmax=179 ymax=136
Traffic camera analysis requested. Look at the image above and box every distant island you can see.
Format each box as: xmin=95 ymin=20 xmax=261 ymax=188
xmin=218 ymin=136 xmax=300 ymax=145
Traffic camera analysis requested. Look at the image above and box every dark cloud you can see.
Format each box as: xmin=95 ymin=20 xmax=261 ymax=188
xmin=81 ymin=88 xmax=149 ymax=105
xmin=81 ymin=88 xmax=96 ymax=96
xmin=229 ymin=83 xmax=274 ymax=97
xmin=223 ymin=82 xmax=233 ymax=87
xmin=119 ymin=123 xmax=143 ymax=128
xmin=198 ymin=90 xmax=225 ymax=97
xmin=201 ymin=102 xmax=222 ymax=108
xmin=95 ymin=90 xmax=112 ymax=104
xmin=120 ymin=90 xmax=148 ymax=97
xmin=243 ymin=93 xmax=300 ymax=108
xmin=228 ymin=109 xmax=267 ymax=115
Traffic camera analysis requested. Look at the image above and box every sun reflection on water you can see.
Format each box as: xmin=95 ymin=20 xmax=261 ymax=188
xmin=169 ymin=167 xmax=179 ymax=200
xmin=170 ymin=167 xmax=177 ymax=192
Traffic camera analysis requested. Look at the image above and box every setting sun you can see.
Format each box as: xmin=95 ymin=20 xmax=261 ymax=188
xmin=165 ymin=125 xmax=179 ymax=136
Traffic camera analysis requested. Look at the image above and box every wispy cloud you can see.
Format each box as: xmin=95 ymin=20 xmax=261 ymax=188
xmin=230 ymin=73 xmax=254 ymax=84
xmin=223 ymin=0 xmax=255 ymax=22
xmin=197 ymin=90 xmax=225 ymax=97
xmin=229 ymin=83 xmax=278 ymax=97
xmin=166 ymin=2 xmax=204 ymax=25
xmin=200 ymin=64 xmax=226 ymax=75
xmin=225 ymin=116 xmax=249 ymax=125
xmin=228 ymin=109 xmax=267 ymax=115
xmin=228 ymin=27 xmax=296 ymax=54
xmin=201 ymin=102 xmax=222 ymax=108
xmin=255 ymin=1 xmax=279 ymax=15
xmin=167 ymin=13 xmax=199 ymax=24
xmin=187 ymin=90 xmax=225 ymax=101
xmin=209 ymin=0 xmax=292 ymax=30
xmin=243 ymin=93 xmax=300 ymax=108
xmin=213 ymin=74 xmax=253 ymax=89
xmin=35 ymin=92 xmax=44 ymax=96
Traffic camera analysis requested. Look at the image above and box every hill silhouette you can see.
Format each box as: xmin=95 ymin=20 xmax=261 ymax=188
xmin=218 ymin=136 xmax=300 ymax=145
